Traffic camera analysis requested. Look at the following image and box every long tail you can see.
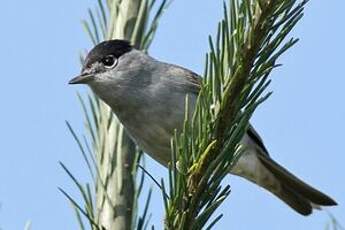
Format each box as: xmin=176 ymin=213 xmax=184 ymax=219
xmin=257 ymin=154 xmax=337 ymax=215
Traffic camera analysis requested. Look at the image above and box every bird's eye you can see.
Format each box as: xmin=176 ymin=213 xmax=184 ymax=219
xmin=101 ymin=55 xmax=117 ymax=68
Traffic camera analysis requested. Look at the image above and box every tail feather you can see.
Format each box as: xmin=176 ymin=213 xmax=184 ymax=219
xmin=276 ymin=184 xmax=312 ymax=216
xmin=257 ymin=154 xmax=337 ymax=215
xmin=241 ymin=126 xmax=336 ymax=215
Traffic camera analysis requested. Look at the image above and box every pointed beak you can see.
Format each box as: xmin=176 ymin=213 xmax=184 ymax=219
xmin=69 ymin=73 xmax=94 ymax=84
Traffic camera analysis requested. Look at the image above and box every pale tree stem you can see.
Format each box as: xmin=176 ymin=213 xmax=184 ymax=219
xmin=96 ymin=1 xmax=141 ymax=229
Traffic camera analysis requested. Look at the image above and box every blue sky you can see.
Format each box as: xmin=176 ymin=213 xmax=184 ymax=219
xmin=0 ymin=0 xmax=344 ymax=229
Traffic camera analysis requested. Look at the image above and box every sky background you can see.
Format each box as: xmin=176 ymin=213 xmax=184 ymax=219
xmin=0 ymin=0 xmax=344 ymax=229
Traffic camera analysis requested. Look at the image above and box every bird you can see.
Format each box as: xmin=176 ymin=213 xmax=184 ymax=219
xmin=69 ymin=39 xmax=337 ymax=215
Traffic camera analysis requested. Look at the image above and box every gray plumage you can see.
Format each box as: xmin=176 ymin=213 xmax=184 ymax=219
xmin=70 ymin=40 xmax=337 ymax=215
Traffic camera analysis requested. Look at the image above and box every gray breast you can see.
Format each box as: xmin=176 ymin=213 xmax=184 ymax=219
xmin=116 ymin=86 xmax=197 ymax=166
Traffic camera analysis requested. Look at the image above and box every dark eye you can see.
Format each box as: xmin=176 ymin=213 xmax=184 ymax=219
xmin=101 ymin=55 xmax=117 ymax=68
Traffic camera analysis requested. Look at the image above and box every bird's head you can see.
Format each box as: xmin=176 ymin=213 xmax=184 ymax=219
xmin=69 ymin=39 xmax=135 ymax=85
xmin=69 ymin=39 xmax=155 ymax=108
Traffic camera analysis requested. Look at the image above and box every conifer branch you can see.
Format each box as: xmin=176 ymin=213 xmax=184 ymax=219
xmin=164 ymin=1 xmax=308 ymax=229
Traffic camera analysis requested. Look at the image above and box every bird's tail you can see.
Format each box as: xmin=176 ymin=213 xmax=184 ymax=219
xmin=256 ymin=154 xmax=337 ymax=215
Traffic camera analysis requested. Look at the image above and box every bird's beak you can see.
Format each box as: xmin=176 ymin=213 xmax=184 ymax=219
xmin=69 ymin=73 xmax=94 ymax=84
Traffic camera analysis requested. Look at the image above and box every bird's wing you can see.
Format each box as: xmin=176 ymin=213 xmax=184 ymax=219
xmin=165 ymin=64 xmax=202 ymax=95
xmin=167 ymin=63 xmax=272 ymax=157
xmin=169 ymin=64 xmax=271 ymax=157
xmin=183 ymin=69 xmax=202 ymax=94
xmin=246 ymin=124 xmax=270 ymax=156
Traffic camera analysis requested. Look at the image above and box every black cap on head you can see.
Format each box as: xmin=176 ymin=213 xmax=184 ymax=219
xmin=84 ymin=39 xmax=133 ymax=68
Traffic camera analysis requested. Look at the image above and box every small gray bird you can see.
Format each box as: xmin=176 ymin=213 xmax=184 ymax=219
xmin=69 ymin=39 xmax=336 ymax=215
